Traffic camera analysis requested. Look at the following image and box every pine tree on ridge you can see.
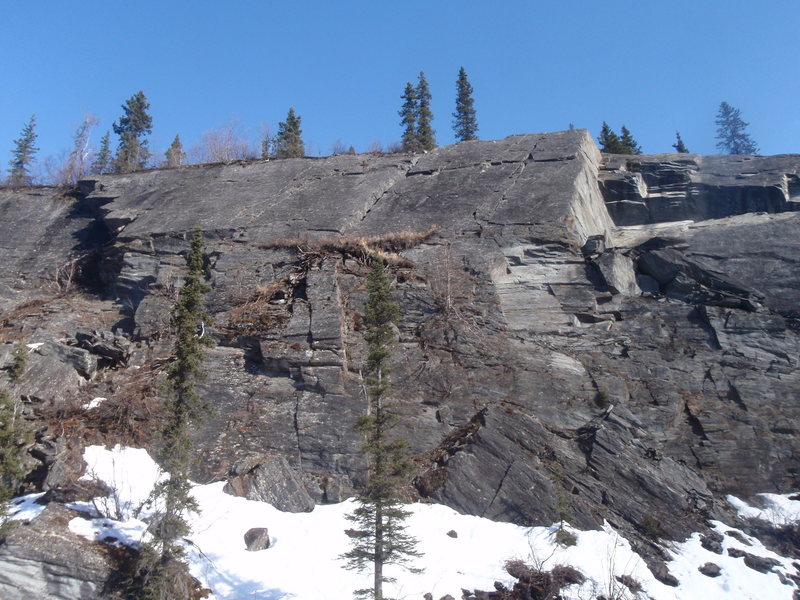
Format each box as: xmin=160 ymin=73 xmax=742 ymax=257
xmin=273 ymin=107 xmax=305 ymax=158
xmin=399 ymin=82 xmax=419 ymax=153
xmin=414 ymin=72 xmax=436 ymax=152
xmin=619 ymin=125 xmax=642 ymax=155
xmin=165 ymin=134 xmax=185 ymax=168
xmin=453 ymin=67 xmax=478 ymax=142
xmin=113 ymin=91 xmax=153 ymax=173
xmin=673 ymin=131 xmax=689 ymax=153
xmin=597 ymin=122 xmax=624 ymax=154
xmin=715 ymin=101 xmax=758 ymax=155
xmin=7 ymin=115 xmax=39 ymax=186
xmin=91 ymin=131 xmax=112 ymax=175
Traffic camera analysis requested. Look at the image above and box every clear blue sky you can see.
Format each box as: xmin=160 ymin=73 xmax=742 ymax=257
xmin=2 ymin=0 xmax=799 ymax=173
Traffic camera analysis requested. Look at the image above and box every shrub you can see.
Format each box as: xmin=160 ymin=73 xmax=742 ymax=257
xmin=8 ymin=341 xmax=28 ymax=383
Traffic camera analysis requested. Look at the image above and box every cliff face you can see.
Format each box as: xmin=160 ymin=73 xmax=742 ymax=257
xmin=1 ymin=130 xmax=799 ymax=593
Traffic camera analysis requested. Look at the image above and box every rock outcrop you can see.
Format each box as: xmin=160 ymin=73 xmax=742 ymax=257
xmin=599 ymin=153 xmax=800 ymax=225
xmin=0 ymin=130 xmax=798 ymax=591
xmin=0 ymin=504 xmax=115 ymax=600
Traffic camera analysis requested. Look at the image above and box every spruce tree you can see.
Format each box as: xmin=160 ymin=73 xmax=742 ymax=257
xmin=452 ymin=67 xmax=478 ymax=142
xmin=0 ymin=390 xmax=32 ymax=538
xmin=597 ymin=122 xmax=624 ymax=153
xmin=273 ymin=107 xmax=305 ymax=158
xmin=715 ymin=101 xmax=758 ymax=155
xmin=342 ymin=256 xmax=421 ymax=600
xmin=8 ymin=341 xmax=28 ymax=383
xmin=131 ymin=227 xmax=210 ymax=599
xmin=92 ymin=131 xmax=112 ymax=175
xmin=414 ymin=72 xmax=436 ymax=152
xmin=7 ymin=115 xmax=39 ymax=186
xmin=164 ymin=135 xmax=185 ymax=168
xmin=673 ymin=131 xmax=689 ymax=153
xmin=398 ymin=82 xmax=419 ymax=153
xmin=112 ymin=91 xmax=153 ymax=173
xmin=619 ymin=125 xmax=642 ymax=155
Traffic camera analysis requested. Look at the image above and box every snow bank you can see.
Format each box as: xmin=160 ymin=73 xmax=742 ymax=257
xmin=728 ymin=493 xmax=800 ymax=526
xmin=55 ymin=446 xmax=799 ymax=600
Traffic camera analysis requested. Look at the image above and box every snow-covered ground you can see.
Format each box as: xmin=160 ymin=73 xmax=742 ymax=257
xmin=6 ymin=445 xmax=800 ymax=600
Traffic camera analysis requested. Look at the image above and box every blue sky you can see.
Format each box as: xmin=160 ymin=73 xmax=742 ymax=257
xmin=2 ymin=0 xmax=799 ymax=172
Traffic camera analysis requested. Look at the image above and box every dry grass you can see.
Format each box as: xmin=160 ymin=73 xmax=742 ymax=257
xmin=36 ymin=359 xmax=169 ymax=449
xmin=226 ymin=279 xmax=292 ymax=336
xmin=260 ymin=226 xmax=440 ymax=262
xmin=0 ymin=298 xmax=48 ymax=342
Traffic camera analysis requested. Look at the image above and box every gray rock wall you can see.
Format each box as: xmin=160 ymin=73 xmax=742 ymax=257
xmin=0 ymin=132 xmax=798 ymax=590
xmin=600 ymin=153 xmax=800 ymax=225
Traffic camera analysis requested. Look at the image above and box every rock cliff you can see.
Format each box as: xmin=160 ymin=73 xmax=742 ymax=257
xmin=1 ymin=130 xmax=798 ymax=594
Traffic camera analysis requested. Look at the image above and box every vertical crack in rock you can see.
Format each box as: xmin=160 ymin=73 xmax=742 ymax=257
xmin=684 ymin=403 xmax=710 ymax=441
xmin=293 ymin=392 xmax=303 ymax=470
xmin=481 ymin=458 xmax=515 ymax=518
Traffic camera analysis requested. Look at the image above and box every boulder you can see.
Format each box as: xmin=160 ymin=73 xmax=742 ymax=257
xmin=243 ymin=527 xmax=271 ymax=551
xmin=0 ymin=503 xmax=113 ymax=600
xmin=594 ymin=249 xmax=640 ymax=296
xmin=698 ymin=562 xmax=722 ymax=577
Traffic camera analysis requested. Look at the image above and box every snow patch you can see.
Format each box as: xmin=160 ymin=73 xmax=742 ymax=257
xmin=4 ymin=492 xmax=46 ymax=522
xmin=728 ymin=493 xmax=800 ymax=526
xmin=56 ymin=445 xmax=800 ymax=600
xmin=82 ymin=397 xmax=107 ymax=410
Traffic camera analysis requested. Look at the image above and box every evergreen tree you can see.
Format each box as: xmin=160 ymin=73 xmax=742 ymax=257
xmin=414 ymin=72 xmax=436 ymax=152
xmin=597 ymin=122 xmax=625 ymax=153
xmin=715 ymin=101 xmax=758 ymax=155
xmin=619 ymin=125 xmax=642 ymax=155
xmin=0 ymin=390 xmax=32 ymax=538
xmin=452 ymin=67 xmax=478 ymax=142
xmin=673 ymin=131 xmax=689 ymax=153
xmin=398 ymin=82 xmax=419 ymax=153
xmin=8 ymin=341 xmax=28 ymax=383
xmin=273 ymin=107 xmax=305 ymax=158
xmin=342 ymin=256 xmax=421 ymax=600
xmin=7 ymin=115 xmax=39 ymax=186
xmin=130 ymin=227 xmax=210 ymax=599
xmin=164 ymin=134 xmax=185 ymax=168
xmin=92 ymin=131 xmax=112 ymax=175
xmin=112 ymin=91 xmax=153 ymax=173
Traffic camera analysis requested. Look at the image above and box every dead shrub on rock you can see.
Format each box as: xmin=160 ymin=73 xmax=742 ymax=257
xmin=488 ymin=559 xmax=585 ymax=599
xmin=262 ymin=226 xmax=440 ymax=263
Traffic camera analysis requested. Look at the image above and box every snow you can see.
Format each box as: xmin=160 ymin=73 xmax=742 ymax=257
xmin=19 ymin=445 xmax=794 ymax=600
xmin=4 ymin=492 xmax=46 ymax=522
xmin=82 ymin=397 xmax=107 ymax=410
xmin=665 ymin=520 xmax=798 ymax=600
xmin=727 ymin=493 xmax=800 ymax=526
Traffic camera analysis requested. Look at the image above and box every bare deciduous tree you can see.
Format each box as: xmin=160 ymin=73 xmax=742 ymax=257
xmin=191 ymin=120 xmax=254 ymax=164
xmin=61 ymin=115 xmax=99 ymax=185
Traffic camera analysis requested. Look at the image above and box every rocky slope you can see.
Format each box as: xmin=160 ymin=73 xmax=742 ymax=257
xmin=0 ymin=130 xmax=798 ymax=597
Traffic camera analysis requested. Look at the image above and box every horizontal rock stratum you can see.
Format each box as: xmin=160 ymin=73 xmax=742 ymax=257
xmin=0 ymin=130 xmax=798 ymax=595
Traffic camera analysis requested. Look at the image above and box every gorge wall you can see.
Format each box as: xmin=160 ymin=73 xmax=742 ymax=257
xmin=1 ymin=129 xmax=799 ymax=595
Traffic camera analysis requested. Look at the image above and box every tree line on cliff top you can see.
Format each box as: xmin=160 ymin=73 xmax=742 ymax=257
xmin=4 ymin=70 xmax=759 ymax=187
